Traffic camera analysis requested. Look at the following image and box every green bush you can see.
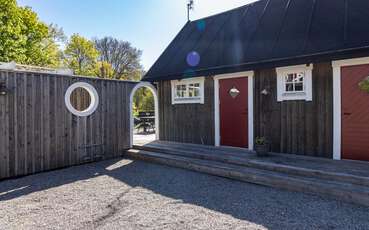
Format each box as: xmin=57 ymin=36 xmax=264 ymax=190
xmin=255 ymin=137 xmax=266 ymax=145
xmin=359 ymin=78 xmax=369 ymax=93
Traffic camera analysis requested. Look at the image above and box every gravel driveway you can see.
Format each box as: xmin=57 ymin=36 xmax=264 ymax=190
xmin=0 ymin=158 xmax=369 ymax=230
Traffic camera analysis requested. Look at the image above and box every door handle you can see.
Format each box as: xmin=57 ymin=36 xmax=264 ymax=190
xmin=343 ymin=112 xmax=352 ymax=116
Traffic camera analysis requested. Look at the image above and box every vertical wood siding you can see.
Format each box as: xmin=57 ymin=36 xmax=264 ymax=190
xmin=158 ymin=63 xmax=333 ymax=158
xmin=0 ymin=70 xmax=135 ymax=180
xmin=254 ymin=62 xmax=333 ymax=158
xmin=158 ymin=78 xmax=214 ymax=145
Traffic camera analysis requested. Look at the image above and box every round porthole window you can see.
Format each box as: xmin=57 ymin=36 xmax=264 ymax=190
xmin=65 ymin=82 xmax=99 ymax=117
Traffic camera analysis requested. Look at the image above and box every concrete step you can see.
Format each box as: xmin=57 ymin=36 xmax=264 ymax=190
xmin=126 ymin=149 xmax=369 ymax=207
xmin=133 ymin=144 xmax=369 ymax=188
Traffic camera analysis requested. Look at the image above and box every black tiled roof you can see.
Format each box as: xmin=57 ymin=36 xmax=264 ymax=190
xmin=144 ymin=0 xmax=369 ymax=81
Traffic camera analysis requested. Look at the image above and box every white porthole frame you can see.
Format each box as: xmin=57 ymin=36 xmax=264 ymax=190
xmin=65 ymin=82 xmax=99 ymax=117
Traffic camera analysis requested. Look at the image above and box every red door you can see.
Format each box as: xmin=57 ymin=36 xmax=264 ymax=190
xmin=342 ymin=64 xmax=369 ymax=161
xmin=219 ymin=77 xmax=248 ymax=148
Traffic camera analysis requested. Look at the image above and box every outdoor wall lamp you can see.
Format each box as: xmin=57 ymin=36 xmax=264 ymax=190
xmin=261 ymin=89 xmax=269 ymax=96
xmin=0 ymin=82 xmax=8 ymax=95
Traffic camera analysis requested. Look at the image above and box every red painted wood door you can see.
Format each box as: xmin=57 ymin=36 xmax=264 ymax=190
xmin=219 ymin=77 xmax=248 ymax=148
xmin=342 ymin=64 xmax=369 ymax=161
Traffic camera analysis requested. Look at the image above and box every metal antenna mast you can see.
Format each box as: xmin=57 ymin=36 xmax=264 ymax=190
xmin=187 ymin=0 xmax=194 ymax=22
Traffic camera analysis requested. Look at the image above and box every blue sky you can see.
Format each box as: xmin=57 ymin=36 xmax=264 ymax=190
xmin=18 ymin=0 xmax=256 ymax=70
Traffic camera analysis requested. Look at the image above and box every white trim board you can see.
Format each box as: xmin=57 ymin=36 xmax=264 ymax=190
xmin=332 ymin=56 xmax=369 ymax=160
xmin=213 ymin=71 xmax=254 ymax=150
xmin=129 ymin=82 xmax=159 ymax=147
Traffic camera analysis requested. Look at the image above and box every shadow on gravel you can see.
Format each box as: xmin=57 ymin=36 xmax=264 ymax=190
xmin=1 ymin=158 xmax=369 ymax=229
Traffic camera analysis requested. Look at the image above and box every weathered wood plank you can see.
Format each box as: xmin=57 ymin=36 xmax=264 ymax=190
xmin=25 ymin=73 xmax=34 ymax=174
xmin=33 ymin=74 xmax=42 ymax=172
xmin=0 ymin=72 xmax=9 ymax=178
xmin=16 ymin=73 xmax=26 ymax=176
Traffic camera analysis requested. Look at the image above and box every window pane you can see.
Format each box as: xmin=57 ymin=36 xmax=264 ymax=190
xmin=182 ymin=85 xmax=187 ymax=97
xmin=295 ymin=83 xmax=304 ymax=92
xmin=176 ymin=85 xmax=181 ymax=97
xmin=193 ymin=83 xmax=200 ymax=97
xmin=286 ymin=83 xmax=294 ymax=92
xmin=285 ymin=74 xmax=295 ymax=83
xmin=176 ymin=84 xmax=186 ymax=97
xmin=193 ymin=87 xmax=200 ymax=97
xmin=188 ymin=83 xmax=200 ymax=97
xmin=189 ymin=86 xmax=194 ymax=97
xmin=296 ymin=72 xmax=304 ymax=82
xmin=188 ymin=84 xmax=194 ymax=97
xmin=284 ymin=71 xmax=305 ymax=93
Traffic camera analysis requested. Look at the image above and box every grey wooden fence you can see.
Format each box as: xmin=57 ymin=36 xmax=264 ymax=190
xmin=0 ymin=70 xmax=136 ymax=180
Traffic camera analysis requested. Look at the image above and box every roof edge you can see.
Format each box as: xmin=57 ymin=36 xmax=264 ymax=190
xmin=143 ymin=46 xmax=369 ymax=82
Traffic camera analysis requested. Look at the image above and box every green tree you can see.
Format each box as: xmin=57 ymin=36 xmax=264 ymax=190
xmin=64 ymin=34 xmax=100 ymax=75
xmin=0 ymin=0 xmax=61 ymax=67
xmin=133 ymin=88 xmax=154 ymax=114
xmin=94 ymin=61 xmax=114 ymax=78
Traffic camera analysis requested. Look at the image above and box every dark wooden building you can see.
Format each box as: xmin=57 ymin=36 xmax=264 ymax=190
xmin=144 ymin=0 xmax=369 ymax=162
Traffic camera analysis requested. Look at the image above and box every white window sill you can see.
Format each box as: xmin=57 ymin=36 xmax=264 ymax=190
xmin=172 ymin=97 xmax=204 ymax=104
xmin=280 ymin=92 xmax=310 ymax=101
xmin=282 ymin=92 xmax=306 ymax=96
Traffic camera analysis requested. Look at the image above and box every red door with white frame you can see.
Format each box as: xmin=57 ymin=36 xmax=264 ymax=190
xmin=219 ymin=77 xmax=248 ymax=148
xmin=341 ymin=64 xmax=369 ymax=161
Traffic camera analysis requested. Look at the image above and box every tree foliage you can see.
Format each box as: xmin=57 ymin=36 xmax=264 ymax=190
xmin=94 ymin=61 xmax=114 ymax=78
xmin=359 ymin=77 xmax=369 ymax=93
xmin=133 ymin=88 xmax=155 ymax=114
xmin=0 ymin=0 xmax=61 ymax=67
xmin=94 ymin=37 xmax=143 ymax=80
xmin=64 ymin=34 xmax=100 ymax=75
xmin=0 ymin=0 xmax=145 ymax=83
xmin=0 ymin=0 xmax=152 ymax=114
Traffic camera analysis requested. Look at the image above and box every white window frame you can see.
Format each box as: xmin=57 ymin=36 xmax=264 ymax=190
xmin=171 ymin=77 xmax=205 ymax=104
xmin=276 ymin=64 xmax=313 ymax=102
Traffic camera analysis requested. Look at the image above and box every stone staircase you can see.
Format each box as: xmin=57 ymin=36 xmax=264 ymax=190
xmin=127 ymin=141 xmax=369 ymax=207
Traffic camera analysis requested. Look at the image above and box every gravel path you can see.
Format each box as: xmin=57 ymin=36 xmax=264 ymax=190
xmin=0 ymin=158 xmax=369 ymax=230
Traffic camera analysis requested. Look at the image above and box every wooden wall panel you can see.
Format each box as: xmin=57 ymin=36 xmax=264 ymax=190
xmin=0 ymin=70 xmax=135 ymax=180
xmin=254 ymin=62 xmax=333 ymax=158
xmin=158 ymin=78 xmax=215 ymax=145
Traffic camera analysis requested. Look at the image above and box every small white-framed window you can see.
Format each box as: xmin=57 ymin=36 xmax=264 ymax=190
xmin=65 ymin=82 xmax=99 ymax=117
xmin=276 ymin=64 xmax=313 ymax=101
xmin=171 ymin=77 xmax=205 ymax=104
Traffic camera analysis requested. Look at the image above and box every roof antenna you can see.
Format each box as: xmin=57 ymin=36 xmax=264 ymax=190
xmin=187 ymin=0 xmax=194 ymax=22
